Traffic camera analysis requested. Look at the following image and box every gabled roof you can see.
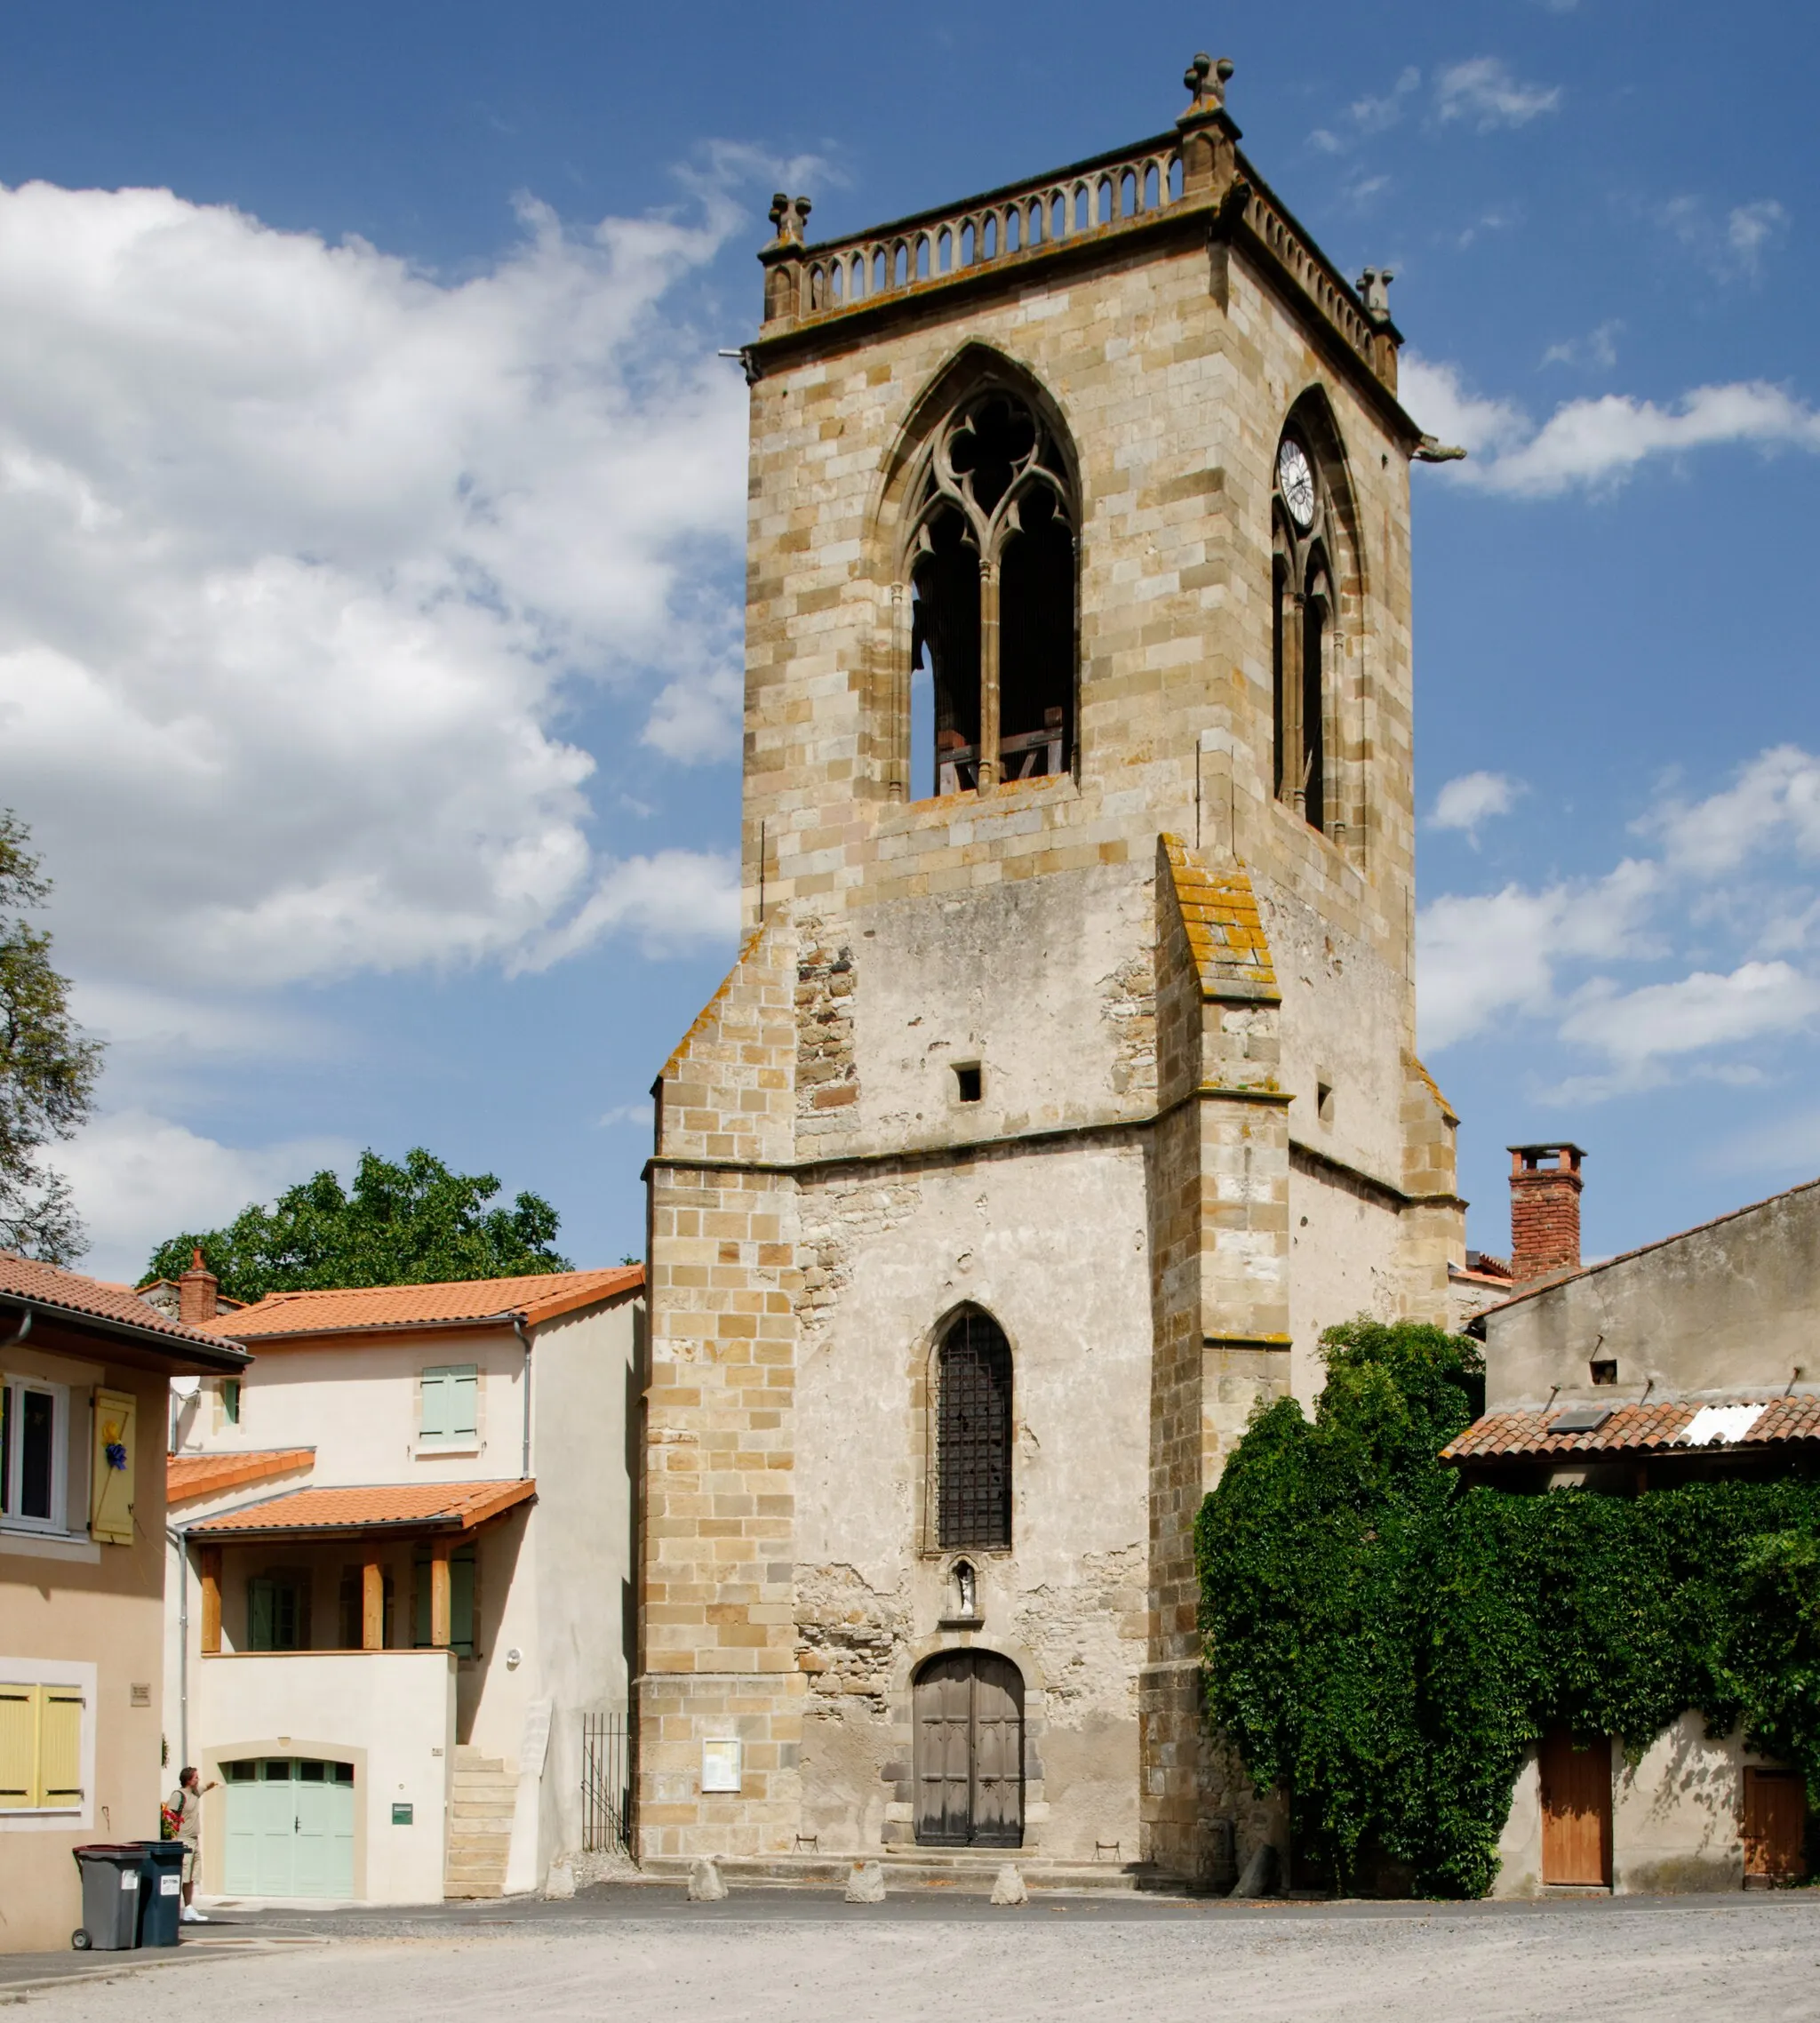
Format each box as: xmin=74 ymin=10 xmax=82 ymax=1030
xmin=203 ymin=1265 xmax=643 ymax=1341
xmin=0 ymin=1251 xmax=249 ymax=1370
xmin=167 ymin=1448 xmax=315 ymax=1507
xmin=1442 ymin=1393 xmax=1820 ymax=1464
xmin=188 ymin=1478 xmax=536 ymax=1539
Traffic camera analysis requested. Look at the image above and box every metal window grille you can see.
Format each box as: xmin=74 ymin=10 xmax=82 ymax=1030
xmin=582 ymin=1709 xmax=635 ymax=1854
xmin=938 ymin=1312 xmax=1012 ymax=1550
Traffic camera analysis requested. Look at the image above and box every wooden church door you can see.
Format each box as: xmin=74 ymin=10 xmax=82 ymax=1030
xmin=914 ymin=1651 xmax=1024 ymax=1847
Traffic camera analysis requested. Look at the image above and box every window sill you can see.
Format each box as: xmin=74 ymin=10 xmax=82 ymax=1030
xmin=414 ymin=1442 xmax=483 ymax=1459
xmin=0 ymin=1529 xmax=100 ymax=1563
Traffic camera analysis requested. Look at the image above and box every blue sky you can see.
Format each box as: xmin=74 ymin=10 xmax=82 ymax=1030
xmin=2 ymin=1 xmax=1817 ymax=1278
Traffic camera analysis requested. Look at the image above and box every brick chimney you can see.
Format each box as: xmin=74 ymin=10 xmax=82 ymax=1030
xmin=178 ymin=1246 xmax=219 ymax=1326
xmin=1508 ymin=1144 xmax=1585 ymax=1284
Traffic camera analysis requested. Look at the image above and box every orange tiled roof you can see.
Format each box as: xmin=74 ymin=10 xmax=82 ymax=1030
xmin=0 ymin=1250 xmax=248 ymax=1362
xmin=189 ymin=1478 xmax=536 ymax=1537
xmin=167 ymin=1449 xmax=315 ymax=1506
xmin=203 ymin=1265 xmax=643 ymax=1340
xmin=1442 ymin=1394 xmax=1820 ymax=1464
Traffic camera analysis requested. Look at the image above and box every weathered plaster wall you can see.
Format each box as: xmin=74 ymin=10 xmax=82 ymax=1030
xmin=1483 ymin=1178 xmax=1820 ymax=1411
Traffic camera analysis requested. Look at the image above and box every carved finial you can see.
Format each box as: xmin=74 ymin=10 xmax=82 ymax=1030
xmin=767 ymin=193 xmax=813 ymax=247
xmin=1356 ymin=267 xmax=1396 ymax=321
xmin=1182 ymin=52 xmax=1234 ymax=116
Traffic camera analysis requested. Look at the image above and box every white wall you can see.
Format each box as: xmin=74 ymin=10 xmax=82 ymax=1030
xmin=197 ymin=1649 xmax=454 ymax=1905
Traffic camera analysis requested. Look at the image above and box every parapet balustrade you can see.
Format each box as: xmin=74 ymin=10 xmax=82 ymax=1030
xmin=770 ymin=140 xmax=1188 ymax=324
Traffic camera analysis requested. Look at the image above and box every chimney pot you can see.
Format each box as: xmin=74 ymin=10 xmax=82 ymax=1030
xmin=179 ymin=1248 xmax=219 ymax=1326
xmin=1508 ymin=1142 xmax=1585 ymax=1285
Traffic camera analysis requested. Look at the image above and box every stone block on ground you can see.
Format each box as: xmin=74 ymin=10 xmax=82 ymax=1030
xmin=687 ymin=1857 xmax=728 ymax=1902
xmin=844 ymin=1860 xmax=887 ymax=1903
xmin=991 ymin=1864 xmax=1027 ymax=1906
xmin=1229 ymin=1843 xmax=1279 ymax=1899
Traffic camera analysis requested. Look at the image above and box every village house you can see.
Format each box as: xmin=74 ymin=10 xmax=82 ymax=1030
xmin=164 ymin=1257 xmax=643 ymax=1905
xmin=1445 ymin=1145 xmax=1818 ymax=1894
xmin=0 ymin=1251 xmax=249 ymax=1954
xmin=637 ymin=52 xmax=1469 ymax=1889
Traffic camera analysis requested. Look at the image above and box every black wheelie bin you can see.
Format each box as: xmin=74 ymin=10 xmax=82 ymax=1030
xmin=138 ymin=1841 xmax=186 ymax=1946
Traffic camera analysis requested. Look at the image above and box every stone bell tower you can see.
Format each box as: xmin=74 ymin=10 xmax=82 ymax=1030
xmin=636 ymin=54 xmax=1464 ymax=1883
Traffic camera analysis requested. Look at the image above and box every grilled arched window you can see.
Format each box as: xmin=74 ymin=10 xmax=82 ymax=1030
xmin=909 ymin=386 xmax=1075 ymax=796
xmin=937 ymin=1311 xmax=1012 ymax=1550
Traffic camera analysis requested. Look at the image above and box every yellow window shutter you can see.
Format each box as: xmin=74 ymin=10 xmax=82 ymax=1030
xmin=0 ymin=1685 xmax=37 ymax=1806
xmin=38 ymin=1687 xmax=84 ymax=1805
xmin=92 ymin=1389 xmax=137 ymax=1545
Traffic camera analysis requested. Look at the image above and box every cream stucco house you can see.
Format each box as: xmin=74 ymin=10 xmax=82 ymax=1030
xmin=0 ymin=1251 xmax=249 ymax=1954
xmin=164 ymin=1259 xmax=643 ymax=1905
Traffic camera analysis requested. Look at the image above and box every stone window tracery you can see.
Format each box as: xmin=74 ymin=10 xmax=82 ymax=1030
xmin=1271 ymin=421 xmax=1343 ymax=837
xmin=909 ymin=386 xmax=1075 ymax=795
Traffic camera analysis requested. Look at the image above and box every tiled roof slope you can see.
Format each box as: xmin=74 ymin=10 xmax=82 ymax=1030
xmin=167 ymin=1449 xmax=315 ymax=1506
xmin=1161 ymin=836 xmax=1280 ymax=1003
xmin=189 ymin=1479 xmax=535 ymax=1536
xmin=204 ymin=1264 xmax=643 ymax=1339
xmin=1443 ymin=1394 xmax=1820 ymax=1463
xmin=0 ymin=1249 xmax=248 ymax=1355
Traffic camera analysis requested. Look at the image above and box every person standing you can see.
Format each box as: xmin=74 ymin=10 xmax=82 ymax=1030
xmin=166 ymin=1765 xmax=218 ymax=1923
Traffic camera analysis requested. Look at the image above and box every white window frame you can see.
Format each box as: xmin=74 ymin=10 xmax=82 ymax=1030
xmin=0 ymin=1657 xmax=96 ymax=1831
xmin=0 ymin=1376 xmax=70 ymax=1535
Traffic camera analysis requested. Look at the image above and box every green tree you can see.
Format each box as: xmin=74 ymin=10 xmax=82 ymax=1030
xmin=0 ymin=812 xmax=103 ymax=1264
xmin=144 ymin=1146 xmax=573 ymax=1303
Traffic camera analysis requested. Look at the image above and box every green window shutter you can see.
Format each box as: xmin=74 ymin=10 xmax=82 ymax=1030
xmin=249 ymin=1578 xmax=276 ymax=1651
xmin=451 ymin=1552 xmax=476 ymax=1657
xmin=450 ymin=1368 xmax=478 ymax=1440
xmin=419 ymin=1368 xmax=450 ymax=1441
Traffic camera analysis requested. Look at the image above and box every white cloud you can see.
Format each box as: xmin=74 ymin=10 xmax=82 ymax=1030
xmin=1428 ymin=770 xmax=1522 ymax=841
xmin=0 ymin=173 xmax=752 ymax=1019
xmin=1556 ymin=963 xmax=1820 ymax=1091
xmin=1417 ymin=861 xmax=1660 ymax=1051
xmin=1433 ymin=58 xmax=1561 ymax=131
xmin=1658 ymin=195 xmax=1789 ymax=279
xmin=1311 ymin=67 xmax=1421 ymax=153
xmin=514 ymin=849 xmax=740 ymax=971
xmin=1643 ymin=745 xmax=1820 ymax=876
xmin=1541 ymin=321 xmax=1622 ymax=372
xmin=1401 ymin=356 xmax=1820 ymax=495
xmin=57 ymin=1107 xmax=355 ymax=1281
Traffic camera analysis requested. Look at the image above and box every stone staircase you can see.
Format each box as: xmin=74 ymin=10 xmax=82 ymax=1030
xmin=444 ymin=1747 xmax=516 ymax=1899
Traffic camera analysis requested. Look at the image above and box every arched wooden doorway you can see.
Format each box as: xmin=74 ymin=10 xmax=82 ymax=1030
xmin=913 ymin=1650 xmax=1024 ymax=1847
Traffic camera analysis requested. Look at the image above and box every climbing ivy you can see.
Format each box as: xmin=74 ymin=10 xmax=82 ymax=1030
xmin=1195 ymin=1318 xmax=1820 ymax=1898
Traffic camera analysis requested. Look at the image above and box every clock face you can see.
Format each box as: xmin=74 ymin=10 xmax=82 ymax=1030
xmin=1277 ymin=439 xmax=1316 ymax=529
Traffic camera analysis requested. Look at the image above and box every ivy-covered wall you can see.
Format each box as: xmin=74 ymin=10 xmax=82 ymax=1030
xmin=1194 ymin=1319 xmax=1820 ymax=1897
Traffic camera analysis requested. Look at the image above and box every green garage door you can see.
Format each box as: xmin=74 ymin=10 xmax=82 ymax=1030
xmin=222 ymin=1758 xmax=355 ymax=1898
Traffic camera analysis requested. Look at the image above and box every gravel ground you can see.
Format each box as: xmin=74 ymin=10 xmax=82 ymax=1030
xmin=20 ymin=1894 xmax=1820 ymax=2023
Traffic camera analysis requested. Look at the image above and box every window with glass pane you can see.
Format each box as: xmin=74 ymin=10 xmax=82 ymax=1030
xmin=0 ymin=1378 xmax=64 ymax=1528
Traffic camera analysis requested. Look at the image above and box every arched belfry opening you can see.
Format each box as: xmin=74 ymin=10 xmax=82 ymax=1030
xmin=904 ymin=371 xmax=1078 ymax=796
xmin=1270 ymin=391 xmax=1361 ymax=841
xmin=933 ymin=1307 xmax=1013 ymax=1551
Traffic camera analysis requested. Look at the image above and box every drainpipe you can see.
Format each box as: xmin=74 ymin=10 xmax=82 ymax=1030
xmin=514 ymin=1318 xmax=532 ymax=1478
xmin=165 ymin=1524 xmax=189 ymax=1767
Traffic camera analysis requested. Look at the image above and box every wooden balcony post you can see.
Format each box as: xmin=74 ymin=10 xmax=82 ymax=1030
xmin=199 ymin=1546 xmax=222 ymax=1655
xmin=362 ymin=1559 xmax=385 ymax=1651
xmin=430 ymin=1538 xmax=452 ymax=1650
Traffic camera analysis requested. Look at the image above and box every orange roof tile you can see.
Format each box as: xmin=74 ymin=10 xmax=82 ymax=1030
xmin=189 ymin=1478 xmax=536 ymax=1538
xmin=203 ymin=1265 xmax=643 ymax=1341
xmin=0 ymin=1251 xmax=248 ymax=1363
xmin=1442 ymin=1393 xmax=1820 ymax=1464
xmin=167 ymin=1449 xmax=315 ymax=1506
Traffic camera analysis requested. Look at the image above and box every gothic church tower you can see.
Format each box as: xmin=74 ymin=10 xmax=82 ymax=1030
xmin=637 ymin=55 xmax=1463 ymax=1883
